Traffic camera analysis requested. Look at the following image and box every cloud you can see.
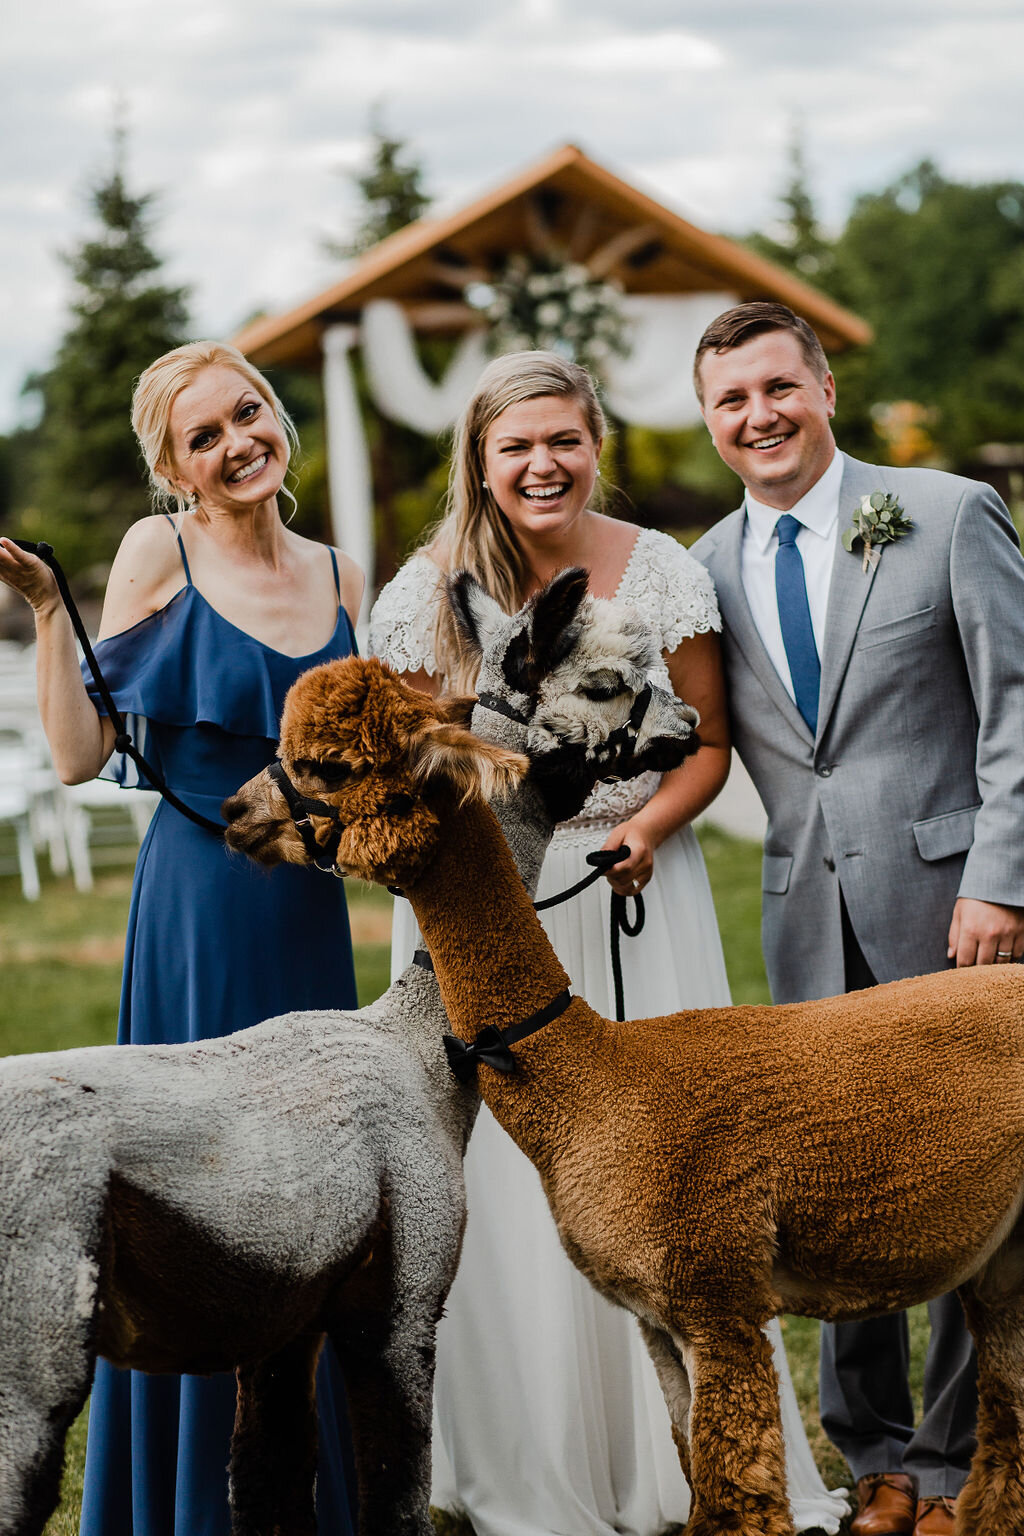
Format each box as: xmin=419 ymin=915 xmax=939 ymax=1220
xmin=1 ymin=0 xmax=1023 ymax=429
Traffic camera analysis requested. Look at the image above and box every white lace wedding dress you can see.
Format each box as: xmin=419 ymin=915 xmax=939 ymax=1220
xmin=368 ymin=529 xmax=849 ymax=1536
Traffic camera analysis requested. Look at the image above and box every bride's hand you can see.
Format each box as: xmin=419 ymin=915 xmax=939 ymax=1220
xmin=600 ymin=817 xmax=655 ymax=896
xmin=0 ymin=538 xmax=60 ymax=617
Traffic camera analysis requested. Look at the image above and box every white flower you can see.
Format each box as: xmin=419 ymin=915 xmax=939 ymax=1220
xmin=536 ymin=301 xmax=563 ymax=326
xmin=527 ymin=275 xmax=551 ymax=296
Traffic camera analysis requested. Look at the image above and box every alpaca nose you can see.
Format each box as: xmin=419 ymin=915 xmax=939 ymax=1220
xmin=221 ymin=793 xmax=246 ymax=824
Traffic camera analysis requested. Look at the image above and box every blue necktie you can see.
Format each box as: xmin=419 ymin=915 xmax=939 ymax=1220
xmin=775 ymin=514 xmax=820 ymax=734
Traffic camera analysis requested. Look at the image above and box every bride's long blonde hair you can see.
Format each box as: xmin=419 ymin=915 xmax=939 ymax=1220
xmin=429 ymin=350 xmax=607 ymax=691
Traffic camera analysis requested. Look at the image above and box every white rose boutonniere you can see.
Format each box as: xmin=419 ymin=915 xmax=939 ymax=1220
xmin=842 ymin=491 xmax=914 ymax=573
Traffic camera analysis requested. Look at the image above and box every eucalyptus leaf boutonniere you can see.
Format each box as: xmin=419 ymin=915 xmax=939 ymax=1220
xmin=842 ymin=491 xmax=913 ymax=573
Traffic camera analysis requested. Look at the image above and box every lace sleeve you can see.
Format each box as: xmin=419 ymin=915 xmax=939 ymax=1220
xmin=618 ymin=528 xmax=721 ymax=654
xmin=368 ymin=554 xmax=446 ymax=677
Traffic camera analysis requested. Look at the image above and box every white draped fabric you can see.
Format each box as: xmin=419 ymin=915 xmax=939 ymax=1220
xmin=321 ymin=323 xmax=373 ymax=634
xmin=601 ymin=292 xmax=737 ymax=429
xmin=320 ymin=291 xmax=737 ymax=590
xmin=361 ymin=300 xmax=491 ymax=434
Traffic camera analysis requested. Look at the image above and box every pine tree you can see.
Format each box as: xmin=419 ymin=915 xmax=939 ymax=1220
xmin=20 ymin=126 xmax=190 ymax=573
xmin=748 ymin=128 xmax=833 ymax=283
xmin=325 ymin=113 xmax=431 ymax=260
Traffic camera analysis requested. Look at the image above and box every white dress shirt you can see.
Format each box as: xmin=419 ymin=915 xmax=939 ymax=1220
xmin=740 ymin=448 xmax=845 ymax=705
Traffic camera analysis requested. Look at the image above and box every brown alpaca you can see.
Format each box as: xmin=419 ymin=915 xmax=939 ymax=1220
xmin=227 ymin=655 xmax=1024 ymax=1536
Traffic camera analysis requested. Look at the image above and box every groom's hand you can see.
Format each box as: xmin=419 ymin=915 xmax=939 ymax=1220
xmin=947 ymin=897 xmax=1024 ymax=966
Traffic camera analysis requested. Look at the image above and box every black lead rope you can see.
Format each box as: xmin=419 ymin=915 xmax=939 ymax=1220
xmin=537 ymin=845 xmax=645 ymax=1021
xmin=13 ymin=539 xmax=226 ymax=837
xmin=609 ymin=887 xmax=645 ymax=1023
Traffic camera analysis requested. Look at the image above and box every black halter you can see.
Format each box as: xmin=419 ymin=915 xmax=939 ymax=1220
xmin=592 ymin=684 xmax=653 ymax=776
xmin=476 ymin=682 xmax=654 ymax=778
xmin=267 ymin=759 xmax=347 ymax=875
xmin=474 ymin=691 xmax=531 ymax=724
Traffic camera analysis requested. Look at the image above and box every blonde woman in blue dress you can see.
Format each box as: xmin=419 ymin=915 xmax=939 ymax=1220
xmin=369 ymin=350 xmax=849 ymax=1536
xmin=0 ymin=342 xmax=363 ymax=1535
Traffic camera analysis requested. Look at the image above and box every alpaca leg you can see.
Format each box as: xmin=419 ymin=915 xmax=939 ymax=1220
xmin=684 ymin=1317 xmax=794 ymax=1536
xmin=230 ymin=1333 xmax=322 ymax=1536
xmin=0 ymin=1384 xmax=89 ymax=1536
xmin=953 ymin=1286 xmax=1024 ymax=1536
xmin=0 ymin=1234 xmax=96 ymax=1536
xmin=637 ymin=1319 xmax=693 ymax=1483
xmin=330 ymin=1248 xmax=443 ymax=1536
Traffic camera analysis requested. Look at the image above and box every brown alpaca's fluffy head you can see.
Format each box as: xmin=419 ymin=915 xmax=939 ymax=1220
xmin=223 ymin=657 xmax=527 ymax=885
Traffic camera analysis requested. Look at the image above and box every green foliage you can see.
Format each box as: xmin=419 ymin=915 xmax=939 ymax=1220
xmin=17 ymin=130 xmax=190 ymax=574
xmin=744 ymin=141 xmax=1024 ymax=469
xmin=619 ymin=424 xmax=741 ymax=532
xmin=747 ymin=130 xmax=834 ymax=286
xmin=831 ymin=162 xmax=1024 ymax=463
xmin=326 ymin=112 xmax=431 ymax=260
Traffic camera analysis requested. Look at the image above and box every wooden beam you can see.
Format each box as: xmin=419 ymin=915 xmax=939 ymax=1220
xmin=586 ymin=222 xmax=662 ymax=279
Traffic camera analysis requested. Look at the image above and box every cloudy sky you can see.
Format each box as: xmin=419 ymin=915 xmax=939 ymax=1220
xmin=3 ymin=0 xmax=1022 ymax=430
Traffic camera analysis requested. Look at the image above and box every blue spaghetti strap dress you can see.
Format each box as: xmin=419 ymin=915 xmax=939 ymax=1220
xmin=79 ymin=525 xmax=358 ymax=1536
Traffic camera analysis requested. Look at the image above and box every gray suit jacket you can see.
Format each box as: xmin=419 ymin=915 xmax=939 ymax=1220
xmin=691 ymin=453 xmax=1024 ymax=1003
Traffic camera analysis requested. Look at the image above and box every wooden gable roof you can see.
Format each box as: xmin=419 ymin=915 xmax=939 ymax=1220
xmin=235 ymin=142 xmax=870 ymax=368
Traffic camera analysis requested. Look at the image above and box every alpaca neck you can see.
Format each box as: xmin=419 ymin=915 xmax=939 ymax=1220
xmin=492 ymin=779 xmax=551 ymax=899
xmin=406 ymin=793 xmax=569 ymax=1041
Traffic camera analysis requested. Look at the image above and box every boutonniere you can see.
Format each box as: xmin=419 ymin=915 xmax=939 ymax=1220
xmin=842 ymin=491 xmax=913 ymax=573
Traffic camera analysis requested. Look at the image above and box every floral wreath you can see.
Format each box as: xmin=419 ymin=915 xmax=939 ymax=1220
xmin=467 ymin=254 xmax=631 ymax=377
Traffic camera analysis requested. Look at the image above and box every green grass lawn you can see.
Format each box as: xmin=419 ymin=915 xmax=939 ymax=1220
xmin=0 ymin=828 xmax=928 ymax=1533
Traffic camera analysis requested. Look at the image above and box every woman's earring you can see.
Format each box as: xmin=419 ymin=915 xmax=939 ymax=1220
xmin=481 ymin=480 xmax=489 ymax=490
xmin=187 ymin=492 xmax=199 ymax=514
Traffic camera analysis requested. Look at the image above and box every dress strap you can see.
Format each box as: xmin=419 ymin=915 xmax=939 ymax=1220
xmin=328 ymin=546 xmax=341 ymax=601
xmin=161 ymin=512 xmax=193 ymax=586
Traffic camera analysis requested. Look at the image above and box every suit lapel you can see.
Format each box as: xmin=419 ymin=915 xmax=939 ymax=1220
xmin=715 ymin=507 xmax=813 ymax=742
xmin=817 ymin=456 xmax=886 ymax=739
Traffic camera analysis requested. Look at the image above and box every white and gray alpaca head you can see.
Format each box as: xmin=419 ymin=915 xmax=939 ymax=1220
xmin=449 ymin=567 xmax=701 ymax=825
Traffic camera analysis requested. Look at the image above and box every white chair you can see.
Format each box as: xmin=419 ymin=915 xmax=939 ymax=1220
xmin=58 ymin=779 xmax=158 ymax=893
xmin=0 ymin=731 xmax=42 ymax=900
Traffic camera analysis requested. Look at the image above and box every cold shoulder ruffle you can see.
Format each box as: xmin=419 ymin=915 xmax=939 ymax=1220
xmin=82 ymin=583 xmax=356 ymax=818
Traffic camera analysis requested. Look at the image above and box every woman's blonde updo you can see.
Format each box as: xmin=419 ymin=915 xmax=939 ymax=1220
xmin=431 ymin=350 xmax=608 ymax=690
xmin=130 ymin=340 xmax=298 ymax=517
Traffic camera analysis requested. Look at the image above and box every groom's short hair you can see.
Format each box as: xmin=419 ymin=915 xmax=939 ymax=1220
xmin=693 ymin=302 xmax=830 ymax=403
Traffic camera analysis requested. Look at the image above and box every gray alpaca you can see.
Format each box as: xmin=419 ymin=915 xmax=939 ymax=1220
xmin=0 ymin=568 xmax=697 ymax=1536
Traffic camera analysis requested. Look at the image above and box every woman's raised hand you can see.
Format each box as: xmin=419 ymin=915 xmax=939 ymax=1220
xmin=0 ymin=538 xmax=60 ymax=616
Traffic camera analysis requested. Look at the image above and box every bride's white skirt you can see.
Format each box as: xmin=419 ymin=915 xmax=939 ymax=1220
xmin=390 ymin=822 xmax=849 ymax=1535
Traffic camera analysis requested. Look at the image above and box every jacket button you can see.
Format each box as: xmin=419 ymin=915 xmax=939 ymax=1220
xmin=823 ymin=857 xmax=836 ymax=872
xmin=817 ymin=764 xmax=832 ymax=777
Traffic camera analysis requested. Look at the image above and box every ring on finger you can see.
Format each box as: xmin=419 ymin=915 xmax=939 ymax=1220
xmin=996 ymin=949 xmax=1014 ymax=962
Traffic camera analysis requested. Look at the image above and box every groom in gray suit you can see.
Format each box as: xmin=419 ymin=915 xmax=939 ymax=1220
xmin=690 ymin=302 xmax=1024 ymax=1536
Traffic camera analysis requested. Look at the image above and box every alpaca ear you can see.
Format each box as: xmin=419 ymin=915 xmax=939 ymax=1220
xmin=412 ymin=720 xmax=527 ymax=804
xmin=528 ymin=567 xmax=589 ymax=674
xmin=448 ymin=572 xmax=506 ymax=660
xmin=435 ymin=694 xmax=477 ymax=728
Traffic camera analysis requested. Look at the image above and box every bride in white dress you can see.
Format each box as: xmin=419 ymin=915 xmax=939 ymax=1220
xmin=368 ymin=350 xmax=849 ymax=1536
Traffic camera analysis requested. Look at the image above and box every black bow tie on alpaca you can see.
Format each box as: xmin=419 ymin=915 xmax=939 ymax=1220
xmin=443 ymin=989 xmax=573 ymax=1084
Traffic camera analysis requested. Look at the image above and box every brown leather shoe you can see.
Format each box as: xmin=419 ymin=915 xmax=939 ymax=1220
xmin=851 ymin=1473 xmax=916 ymax=1536
xmin=913 ymin=1496 xmax=957 ymax=1535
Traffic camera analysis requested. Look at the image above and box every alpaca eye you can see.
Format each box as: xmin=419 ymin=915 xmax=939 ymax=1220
xmin=313 ymin=760 xmax=351 ymax=785
xmin=385 ymin=792 xmax=416 ymax=816
xmin=580 ymin=680 xmax=625 ymax=702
